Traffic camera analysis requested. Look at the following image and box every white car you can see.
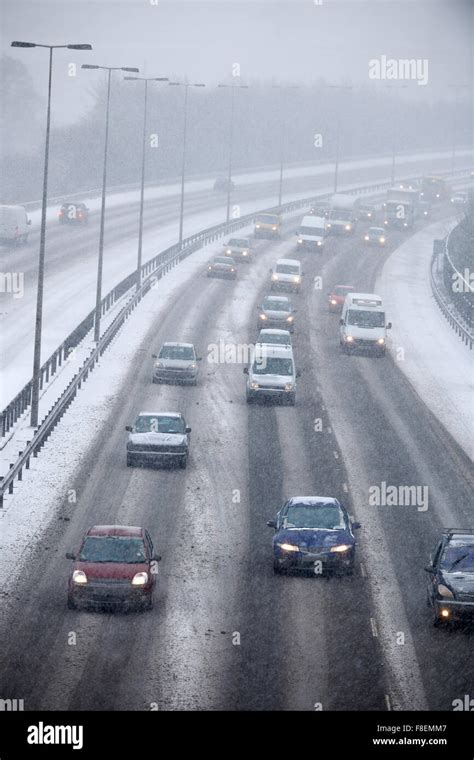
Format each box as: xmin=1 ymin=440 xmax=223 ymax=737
xmin=126 ymin=412 xmax=191 ymax=469
xmin=152 ymin=342 xmax=201 ymax=385
xmin=223 ymin=237 xmax=253 ymax=263
xmin=450 ymin=191 xmax=468 ymax=207
xmin=244 ymin=344 xmax=300 ymax=405
xmin=0 ymin=205 xmax=31 ymax=245
xmin=270 ymin=259 xmax=303 ymax=293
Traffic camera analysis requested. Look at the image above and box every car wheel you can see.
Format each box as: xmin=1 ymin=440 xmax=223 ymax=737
xmin=67 ymin=595 xmax=77 ymax=610
xmin=143 ymin=595 xmax=153 ymax=611
xmin=273 ymin=561 xmax=284 ymax=575
xmin=287 ymin=393 xmax=296 ymax=406
xmin=126 ymin=455 xmax=134 ymax=467
xmin=179 ymin=455 xmax=188 ymax=469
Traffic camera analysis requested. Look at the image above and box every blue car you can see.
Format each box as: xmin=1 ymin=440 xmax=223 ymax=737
xmin=267 ymin=496 xmax=360 ymax=575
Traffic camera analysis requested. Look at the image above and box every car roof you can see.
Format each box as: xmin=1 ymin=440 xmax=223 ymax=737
xmin=161 ymin=342 xmax=194 ymax=349
xmin=258 ymin=328 xmax=291 ymax=335
xmin=346 ymin=292 xmax=382 ymax=302
xmin=333 ymin=284 xmax=354 ymax=290
xmin=369 ymin=227 xmax=385 ymax=232
xmin=275 ymin=258 xmax=301 ymax=266
xmin=137 ymin=411 xmax=182 ymax=418
xmin=264 ymin=294 xmax=290 ymax=302
xmin=87 ymin=525 xmax=145 ymax=538
xmin=443 ymin=530 xmax=474 ymax=545
xmin=254 ymin=344 xmax=294 ymax=359
xmin=286 ymin=496 xmax=342 ymax=507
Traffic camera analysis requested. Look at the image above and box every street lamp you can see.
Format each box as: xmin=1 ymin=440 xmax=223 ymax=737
xmin=272 ymin=85 xmax=300 ymax=207
xmin=124 ymin=75 xmax=169 ymax=289
xmin=448 ymin=85 xmax=470 ymax=175
xmin=169 ymin=81 xmax=206 ymax=246
xmin=81 ymin=64 xmax=139 ymax=342
xmin=327 ymin=85 xmax=353 ymax=193
xmin=11 ymin=41 xmax=92 ymax=428
xmin=218 ymin=82 xmax=249 ymax=223
xmin=381 ymin=85 xmax=408 ymax=185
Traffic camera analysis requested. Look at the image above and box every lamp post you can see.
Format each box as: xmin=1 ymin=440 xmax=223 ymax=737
xmin=218 ymin=82 xmax=249 ymax=223
xmin=272 ymin=85 xmax=300 ymax=207
xmin=168 ymin=81 xmax=206 ymax=246
xmin=327 ymin=85 xmax=353 ymax=193
xmin=11 ymin=41 xmax=92 ymax=428
xmin=449 ymin=85 xmax=470 ymax=175
xmin=124 ymin=75 xmax=168 ymax=289
xmin=81 ymin=64 xmax=139 ymax=342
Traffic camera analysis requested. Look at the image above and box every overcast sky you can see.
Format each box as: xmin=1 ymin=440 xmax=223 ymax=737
xmin=2 ymin=0 xmax=472 ymax=126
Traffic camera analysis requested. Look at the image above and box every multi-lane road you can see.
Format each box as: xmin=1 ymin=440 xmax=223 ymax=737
xmin=0 ymin=191 xmax=472 ymax=711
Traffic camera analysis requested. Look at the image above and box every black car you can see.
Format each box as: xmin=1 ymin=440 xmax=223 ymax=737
xmin=59 ymin=202 xmax=89 ymax=224
xmin=359 ymin=203 xmax=377 ymax=221
xmin=267 ymin=496 xmax=360 ymax=575
xmin=214 ymin=176 xmax=235 ymax=192
xmin=309 ymin=201 xmax=330 ymax=218
xmin=425 ymin=529 xmax=474 ymax=627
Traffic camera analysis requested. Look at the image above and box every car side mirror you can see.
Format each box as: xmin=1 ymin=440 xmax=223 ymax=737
xmin=296 ymin=370 xmax=301 ymax=378
xmin=387 ymin=322 xmax=392 ymax=330
xmin=27 ymin=219 xmax=32 ymax=225
xmin=424 ymin=566 xmax=435 ymax=574
xmin=352 ymin=522 xmax=361 ymax=530
xmin=65 ymin=552 xmax=76 ymax=560
xmin=152 ymin=354 xmax=157 ymax=359
xmin=292 ymin=309 xmax=298 ymax=314
xmin=185 ymin=427 xmax=192 ymax=433
xmin=243 ymin=367 xmax=249 ymax=375
xmin=339 ymin=318 xmax=344 ymax=326
xmin=152 ymin=554 xmax=162 ymax=562
xmin=269 ymin=268 xmax=273 ymax=273
xmin=197 ymin=357 xmax=203 ymax=361
xmin=267 ymin=519 xmax=277 ymax=528
xmin=125 ymin=425 xmax=133 ymax=432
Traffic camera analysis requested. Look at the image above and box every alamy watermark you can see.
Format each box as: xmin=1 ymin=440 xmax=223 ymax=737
xmin=369 ymin=481 xmax=428 ymax=512
xmin=0 ymin=272 xmax=24 ymax=298
xmin=368 ymin=55 xmax=429 ymax=86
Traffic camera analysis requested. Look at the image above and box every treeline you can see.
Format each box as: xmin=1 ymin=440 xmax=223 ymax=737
xmin=0 ymin=57 xmax=472 ymax=203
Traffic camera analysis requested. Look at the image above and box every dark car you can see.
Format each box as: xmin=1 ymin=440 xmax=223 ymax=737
xmin=267 ymin=496 xmax=360 ymax=575
xmin=59 ymin=202 xmax=89 ymax=224
xmin=257 ymin=295 xmax=296 ymax=333
xmin=126 ymin=412 xmax=191 ymax=469
xmin=364 ymin=227 xmax=386 ymax=246
xmin=359 ymin=203 xmax=377 ymax=221
xmin=309 ymin=201 xmax=330 ymax=218
xmin=425 ymin=529 xmax=474 ymax=627
xmin=66 ymin=525 xmax=161 ymax=611
xmin=207 ymin=256 xmax=237 ymax=279
xmin=214 ymin=176 xmax=235 ymax=192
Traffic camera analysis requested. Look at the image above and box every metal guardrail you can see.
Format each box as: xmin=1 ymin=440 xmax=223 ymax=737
xmin=1 ymin=167 xmax=472 ymax=506
xmin=430 ymin=232 xmax=473 ymax=350
xmin=444 ymin=218 xmax=473 ymax=327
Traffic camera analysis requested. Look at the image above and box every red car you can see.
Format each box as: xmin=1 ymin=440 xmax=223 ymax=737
xmin=59 ymin=202 xmax=89 ymax=224
xmin=66 ymin=525 xmax=161 ymax=611
xmin=328 ymin=285 xmax=355 ymax=313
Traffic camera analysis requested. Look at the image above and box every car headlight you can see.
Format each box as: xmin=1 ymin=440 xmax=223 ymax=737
xmin=189 ymin=364 xmax=197 ymax=370
xmin=326 ymin=222 xmax=332 ymax=228
xmin=330 ymin=544 xmax=350 ymax=553
xmin=384 ymin=220 xmax=388 ymax=225
xmin=256 ymin=224 xmax=261 ymax=228
xmin=277 ymin=542 xmax=299 ymax=552
xmin=377 ymin=338 xmax=385 ymax=345
xmin=225 ymin=248 xmax=231 ymax=254
xmin=208 ymin=265 xmax=213 ymax=270
xmin=437 ymin=584 xmax=454 ymax=599
xmin=286 ymin=315 xmax=294 ymax=322
xmin=242 ymin=250 xmax=248 ymax=255
xmin=72 ymin=570 xmax=88 ymax=584
xmin=345 ymin=224 xmax=351 ymax=231
xmin=293 ymin=276 xmax=301 ymax=283
xmin=317 ymin=240 xmax=322 ymax=246
xmin=364 ymin=235 xmax=369 ymax=241
xmin=231 ymin=268 xmax=235 ymax=272
xmin=379 ymin=237 xmax=385 ymax=243
xmin=272 ymin=226 xmax=277 ymax=230
xmin=345 ymin=335 xmax=354 ymax=342
xmin=155 ymin=362 xmax=164 ymax=368
xmin=250 ymin=382 xmax=259 ymax=390
xmin=259 ymin=313 xmax=267 ymax=320
xmin=330 ymin=299 xmax=337 ymax=305
xmin=271 ymin=274 xmax=278 ymax=281
xmin=284 ymin=383 xmax=294 ymax=392
xmin=132 ymin=572 xmax=149 ymax=586
xmin=297 ymin=238 xmax=303 ymax=244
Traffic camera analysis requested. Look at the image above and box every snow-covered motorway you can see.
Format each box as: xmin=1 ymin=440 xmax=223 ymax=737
xmin=0 ymin=149 xmax=470 ymax=405
xmin=0 ymin=194 xmax=472 ymax=711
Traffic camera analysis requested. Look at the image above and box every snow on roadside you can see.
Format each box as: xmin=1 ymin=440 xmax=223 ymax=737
xmin=377 ymin=219 xmax=473 ymax=461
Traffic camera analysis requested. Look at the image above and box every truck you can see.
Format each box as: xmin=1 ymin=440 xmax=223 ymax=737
xmin=420 ymin=176 xmax=450 ymax=203
xmin=383 ymin=187 xmax=419 ymax=230
xmin=0 ymin=205 xmax=31 ymax=245
xmin=295 ymin=215 xmax=327 ymax=250
xmin=326 ymin=194 xmax=360 ymax=234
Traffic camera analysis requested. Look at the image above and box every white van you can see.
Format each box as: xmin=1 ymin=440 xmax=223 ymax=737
xmin=244 ymin=344 xmax=300 ymax=405
xmin=0 ymin=205 xmax=31 ymax=245
xmin=296 ymin=215 xmax=327 ymax=250
xmin=270 ymin=258 xmax=303 ymax=293
xmin=339 ymin=293 xmax=391 ymax=356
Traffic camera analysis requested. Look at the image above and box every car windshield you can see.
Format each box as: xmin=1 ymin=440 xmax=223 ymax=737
xmin=134 ymin=415 xmax=185 ymax=434
xmin=330 ymin=210 xmax=352 ymax=220
xmin=283 ymin=504 xmax=345 ymax=529
xmin=347 ymin=309 xmax=385 ymax=328
xmin=263 ymin=298 xmax=289 ymax=311
xmin=253 ymin=357 xmax=293 ymax=376
xmin=259 ymin=333 xmax=290 ymax=345
xmin=370 ymin=229 xmax=384 ymax=235
xmin=440 ymin=545 xmax=474 ymax=572
xmin=334 ymin=287 xmax=352 ymax=296
xmin=276 ymin=265 xmax=299 ymax=274
xmin=299 ymin=226 xmax=324 ymax=236
xmin=257 ymin=215 xmax=278 ymax=224
xmin=159 ymin=345 xmax=195 ymax=361
xmin=214 ymin=257 xmax=231 ymax=265
xmin=228 ymin=239 xmax=248 ymax=247
xmin=79 ymin=536 xmax=147 ymax=564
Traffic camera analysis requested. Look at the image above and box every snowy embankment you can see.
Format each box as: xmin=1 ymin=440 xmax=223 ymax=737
xmin=377 ymin=219 xmax=473 ymax=461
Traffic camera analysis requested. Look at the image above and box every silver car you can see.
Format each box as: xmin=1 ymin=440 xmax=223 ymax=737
xmin=257 ymin=295 xmax=297 ymax=333
xmin=126 ymin=412 xmax=191 ymax=469
xmin=152 ymin=342 xmax=201 ymax=385
xmin=223 ymin=237 xmax=253 ymax=263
